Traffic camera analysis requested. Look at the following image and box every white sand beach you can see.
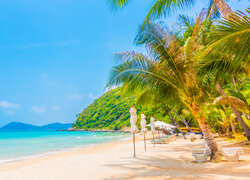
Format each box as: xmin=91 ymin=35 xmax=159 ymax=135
xmin=0 ymin=136 xmax=249 ymax=180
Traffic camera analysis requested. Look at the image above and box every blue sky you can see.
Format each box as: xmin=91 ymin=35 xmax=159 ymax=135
xmin=0 ymin=0 xmax=248 ymax=126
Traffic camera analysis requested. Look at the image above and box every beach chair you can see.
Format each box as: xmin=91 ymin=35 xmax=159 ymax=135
xmin=221 ymin=147 xmax=245 ymax=162
xmin=152 ymin=136 xmax=170 ymax=144
xmin=191 ymin=144 xmax=211 ymax=163
xmin=160 ymin=138 xmax=170 ymax=144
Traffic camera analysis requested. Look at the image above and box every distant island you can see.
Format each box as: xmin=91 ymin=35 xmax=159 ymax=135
xmin=72 ymin=88 xmax=169 ymax=131
xmin=1 ymin=88 xmax=169 ymax=132
xmin=0 ymin=122 xmax=73 ymax=131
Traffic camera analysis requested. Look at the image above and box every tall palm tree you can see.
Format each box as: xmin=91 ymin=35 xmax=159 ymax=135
xmin=107 ymin=18 xmax=220 ymax=159
xmin=108 ymin=0 xmax=233 ymax=24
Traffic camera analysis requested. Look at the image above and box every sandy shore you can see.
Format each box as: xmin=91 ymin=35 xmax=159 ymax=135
xmin=0 ymin=135 xmax=249 ymax=180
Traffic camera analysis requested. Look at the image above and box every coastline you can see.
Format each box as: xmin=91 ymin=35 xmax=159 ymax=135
xmin=0 ymin=132 xmax=132 ymax=164
xmin=65 ymin=127 xmax=130 ymax=133
xmin=0 ymin=135 xmax=249 ymax=180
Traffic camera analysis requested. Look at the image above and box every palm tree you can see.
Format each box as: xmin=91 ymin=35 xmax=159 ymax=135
xmin=107 ymin=18 xmax=220 ymax=159
xmin=200 ymin=9 xmax=250 ymax=140
xmin=108 ymin=0 xmax=233 ymax=24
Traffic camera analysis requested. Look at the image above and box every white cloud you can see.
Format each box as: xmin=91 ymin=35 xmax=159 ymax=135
xmin=52 ymin=105 xmax=60 ymax=111
xmin=88 ymin=93 xmax=100 ymax=100
xmin=0 ymin=101 xmax=20 ymax=109
xmin=67 ymin=94 xmax=82 ymax=100
xmin=31 ymin=106 xmax=47 ymax=113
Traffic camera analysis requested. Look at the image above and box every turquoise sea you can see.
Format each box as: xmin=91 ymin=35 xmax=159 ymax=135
xmin=0 ymin=131 xmax=131 ymax=162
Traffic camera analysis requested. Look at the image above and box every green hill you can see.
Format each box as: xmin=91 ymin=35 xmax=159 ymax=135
xmin=72 ymin=88 xmax=169 ymax=130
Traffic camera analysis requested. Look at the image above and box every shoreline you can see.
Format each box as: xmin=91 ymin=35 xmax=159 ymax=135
xmin=65 ymin=127 xmax=130 ymax=133
xmin=0 ymin=133 xmax=132 ymax=164
xmin=0 ymin=136 xmax=249 ymax=180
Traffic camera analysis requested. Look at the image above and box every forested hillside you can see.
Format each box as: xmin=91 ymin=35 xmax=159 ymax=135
xmin=73 ymin=88 xmax=170 ymax=130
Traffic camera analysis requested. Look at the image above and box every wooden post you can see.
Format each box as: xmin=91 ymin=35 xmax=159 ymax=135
xmin=144 ymin=134 xmax=146 ymax=152
xmin=133 ymin=133 xmax=136 ymax=158
xmin=153 ymin=134 xmax=155 ymax=147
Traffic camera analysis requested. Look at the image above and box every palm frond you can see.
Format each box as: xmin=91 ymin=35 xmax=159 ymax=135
xmin=142 ymin=0 xmax=195 ymax=27
xmin=206 ymin=0 xmax=220 ymax=20
xmin=135 ymin=22 xmax=186 ymax=87
xmin=213 ymin=96 xmax=250 ymax=114
xmin=107 ymin=52 xmax=187 ymax=99
xmin=107 ymin=0 xmax=132 ymax=11
xmin=200 ymin=9 xmax=250 ymax=73
xmin=228 ymin=88 xmax=248 ymax=105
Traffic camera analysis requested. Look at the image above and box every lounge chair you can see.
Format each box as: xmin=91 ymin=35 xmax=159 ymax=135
xmin=191 ymin=144 xmax=211 ymax=163
xmin=156 ymin=138 xmax=170 ymax=144
xmin=151 ymin=135 xmax=169 ymax=144
xmin=221 ymin=147 xmax=245 ymax=162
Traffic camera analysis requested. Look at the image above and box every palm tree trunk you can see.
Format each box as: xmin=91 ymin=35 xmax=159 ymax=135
xmin=226 ymin=127 xmax=230 ymax=138
xmin=216 ymin=82 xmax=250 ymax=141
xmin=231 ymin=121 xmax=236 ymax=134
xmin=168 ymin=111 xmax=186 ymax=138
xmin=212 ymin=0 xmax=233 ymax=17
xmin=189 ymin=103 xmax=220 ymax=160
xmin=172 ymin=109 xmax=194 ymax=133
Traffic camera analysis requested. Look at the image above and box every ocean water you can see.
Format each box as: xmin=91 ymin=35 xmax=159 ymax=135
xmin=0 ymin=131 xmax=131 ymax=162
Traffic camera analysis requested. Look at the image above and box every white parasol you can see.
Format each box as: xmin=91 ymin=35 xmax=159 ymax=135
xmin=148 ymin=121 xmax=176 ymax=130
xmin=150 ymin=116 xmax=156 ymax=147
xmin=140 ymin=113 xmax=147 ymax=152
xmin=130 ymin=106 xmax=138 ymax=134
xmin=130 ymin=106 xmax=138 ymax=157
xmin=140 ymin=113 xmax=147 ymax=134
xmin=150 ymin=117 xmax=156 ymax=134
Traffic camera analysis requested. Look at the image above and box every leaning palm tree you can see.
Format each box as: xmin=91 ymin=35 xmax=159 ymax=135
xmin=107 ymin=18 xmax=220 ymax=159
xmin=214 ymin=96 xmax=250 ymax=114
xmin=108 ymin=0 xmax=233 ymax=24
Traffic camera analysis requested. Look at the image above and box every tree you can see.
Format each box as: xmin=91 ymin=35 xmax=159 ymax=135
xmin=107 ymin=17 xmax=220 ymax=159
xmin=200 ymin=9 xmax=250 ymax=140
xmin=108 ymin=0 xmax=233 ymax=25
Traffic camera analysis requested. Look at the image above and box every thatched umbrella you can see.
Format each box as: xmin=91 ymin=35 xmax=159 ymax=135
xmin=130 ymin=106 xmax=138 ymax=157
xmin=140 ymin=113 xmax=147 ymax=152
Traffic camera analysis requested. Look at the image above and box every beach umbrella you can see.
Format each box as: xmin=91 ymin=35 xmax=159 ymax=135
xmin=150 ymin=117 xmax=156 ymax=147
xmin=130 ymin=106 xmax=138 ymax=157
xmin=154 ymin=121 xmax=176 ymax=130
xmin=140 ymin=113 xmax=147 ymax=152
xmin=148 ymin=121 xmax=176 ymax=136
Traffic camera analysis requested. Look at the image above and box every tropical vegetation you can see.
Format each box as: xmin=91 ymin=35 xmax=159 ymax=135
xmin=105 ymin=0 xmax=250 ymax=160
xmin=73 ymin=88 xmax=173 ymax=130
